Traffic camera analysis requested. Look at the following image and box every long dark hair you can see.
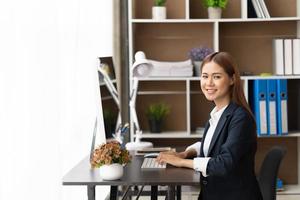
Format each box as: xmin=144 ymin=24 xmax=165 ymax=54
xmin=201 ymin=52 xmax=255 ymax=121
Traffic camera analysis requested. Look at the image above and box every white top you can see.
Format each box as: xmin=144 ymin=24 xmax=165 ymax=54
xmin=186 ymin=105 xmax=228 ymax=177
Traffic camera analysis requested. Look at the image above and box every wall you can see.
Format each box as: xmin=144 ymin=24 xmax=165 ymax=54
xmin=0 ymin=0 xmax=113 ymax=199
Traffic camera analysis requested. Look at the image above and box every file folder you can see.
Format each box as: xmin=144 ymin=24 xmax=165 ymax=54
xmin=284 ymin=39 xmax=293 ymax=75
xmin=272 ymin=39 xmax=284 ymax=75
xmin=276 ymin=79 xmax=288 ymax=135
xmin=267 ymin=80 xmax=277 ymax=135
xmin=253 ymin=80 xmax=268 ymax=135
xmin=293 ymin=39 xmax=300 ymax=75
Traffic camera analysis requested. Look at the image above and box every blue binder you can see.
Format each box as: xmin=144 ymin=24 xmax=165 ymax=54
xmin=253 ymin=80 xmax=268 ymax=136
xmin=266 ymin=80 xmax=278 ymax=135
xmin=276 ymin=79 xmax=288 ymax=135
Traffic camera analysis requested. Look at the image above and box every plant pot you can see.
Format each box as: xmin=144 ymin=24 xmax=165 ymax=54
xmin=208 ymin=7 xmax=222 ymax=19
xmin=193 ymin=61 xmax=202 ymax=76
xmin=152 ymin=6 xmax=166 ymax=20
xmin=99 ymin=163 xmax=124 ymax=180
xmin=149 ymin=119 xmax=162 ymax=133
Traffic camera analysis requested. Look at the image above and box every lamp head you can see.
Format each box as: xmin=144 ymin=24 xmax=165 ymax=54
xmin=131 ymin=51 xmax=153 ymax=77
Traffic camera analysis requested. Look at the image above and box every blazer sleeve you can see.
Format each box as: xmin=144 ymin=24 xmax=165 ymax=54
xmin=206 ymin=107 xmax=256 ymax=177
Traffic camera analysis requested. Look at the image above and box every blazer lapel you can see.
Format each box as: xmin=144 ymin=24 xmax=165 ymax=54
xmin=207 ymin=102 xmax=237 ymax=156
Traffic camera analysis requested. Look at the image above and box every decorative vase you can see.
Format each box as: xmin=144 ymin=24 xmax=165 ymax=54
xmin=193 ymin=61 xmax=202 ymax=77
xmin=149 ymin=119 xmax=162 ymax=133
xmin=208 ymin=7 xmax=222 ymax=19
xmin=99 ymin=163 xmax=124 ymax=180
xmin=152 ymin=6 xmax=167 ymax=20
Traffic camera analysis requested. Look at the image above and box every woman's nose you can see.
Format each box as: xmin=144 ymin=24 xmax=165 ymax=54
xmin=207 ymin=77 xmax=214 ymax=85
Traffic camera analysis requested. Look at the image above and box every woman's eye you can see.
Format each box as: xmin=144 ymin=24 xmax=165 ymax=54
xmin=213 ymin=75 xmax=221 ymax=79
xmin=201 ymin=75 xmax=208 ymax=79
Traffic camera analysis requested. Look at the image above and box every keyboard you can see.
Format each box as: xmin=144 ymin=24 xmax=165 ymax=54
xmin=141 ymin=158 xmax=166 ymax=169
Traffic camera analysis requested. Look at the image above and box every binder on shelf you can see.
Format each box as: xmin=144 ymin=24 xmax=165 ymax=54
xmin=276 ymin=79 xmax=288 ymax=135
xmin=292 ymin=39 xmax=300 ymax=75
xmin=266 ymin=80 xmax=277 ymax=135
xmin=273 ymin=39 xmax=284 ymax=75
xmin=284 ymin=39 xmax=293 ymax=75
xmin=253 ymin=80 xmax=268 ymax=136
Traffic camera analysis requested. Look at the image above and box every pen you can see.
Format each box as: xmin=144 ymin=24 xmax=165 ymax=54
xmin=121 ymin=123 xmax=129 ymax=134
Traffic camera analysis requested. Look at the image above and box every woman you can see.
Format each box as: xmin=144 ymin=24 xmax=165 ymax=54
xmin=156 ymin=52 xmax=262 ymax=200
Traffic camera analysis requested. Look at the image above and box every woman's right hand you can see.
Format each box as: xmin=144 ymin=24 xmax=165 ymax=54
xmin=160 ymin=151 xmax=187 ymax=159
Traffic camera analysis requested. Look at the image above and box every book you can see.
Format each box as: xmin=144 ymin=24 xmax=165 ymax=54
xmin=251 ymin=0 xmax=263 ymax=18
xmin=258 ymin=0 xmax=270 ymax=18
xmin=135 ymin=147 xmax=174 ymax=155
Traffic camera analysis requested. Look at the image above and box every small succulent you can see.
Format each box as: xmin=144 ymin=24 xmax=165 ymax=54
xmin=188 ymin=47 xmax=214 ymax=61
xmin=154 ymin=0 xmax=167 ymax=7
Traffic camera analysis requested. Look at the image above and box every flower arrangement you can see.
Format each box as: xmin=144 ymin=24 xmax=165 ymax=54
xmin=91 ymin=141 xmax=131 ymax=168
xmin=203 ymin=0 xmax=228 ymax=9
xmin=188 ymin=46 xmax=214 ymax=61
xmin=154 ymin=0 xmax=167 ymax=7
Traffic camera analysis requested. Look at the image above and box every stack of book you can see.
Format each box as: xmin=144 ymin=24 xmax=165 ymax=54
xmin=250 ymin=0 xmax=270 ymax=18
xmin=273 ymin=38 xmax=300 ymax=75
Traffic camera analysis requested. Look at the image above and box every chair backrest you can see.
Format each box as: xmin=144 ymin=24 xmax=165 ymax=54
xmin=257 ymin=146 xmax=286 ymax=200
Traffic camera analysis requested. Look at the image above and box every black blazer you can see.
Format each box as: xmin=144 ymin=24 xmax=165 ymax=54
xmin=198 ymin=102 xmax=262 ymax=200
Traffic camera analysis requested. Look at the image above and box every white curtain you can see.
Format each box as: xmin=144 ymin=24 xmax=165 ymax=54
xmin=0 ymin=0 xmax=112 ymax=200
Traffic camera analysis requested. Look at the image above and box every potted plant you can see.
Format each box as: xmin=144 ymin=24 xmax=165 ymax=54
xmin=91 ymin=141 xmax=131 ymax=180
xmin=203 ymin=0 xmax=228 ymax=19
xmin=152 ymin=0 xmax=167 ymax=20
xmin=188 ymin=46 xmax=214 ymax=76
xmin=146 ymin=102 xmax=170 ymax=133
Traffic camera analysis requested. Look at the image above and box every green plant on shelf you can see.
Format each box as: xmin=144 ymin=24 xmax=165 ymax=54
xmin=146 ymin=102 xmax=170 ymax=121
xmin=154 ymin=0 xmax=167 ymax=7
xmin=203 ymin=0 xmax=228 ymax=9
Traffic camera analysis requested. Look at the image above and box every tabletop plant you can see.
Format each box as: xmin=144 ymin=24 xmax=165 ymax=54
xmin=203 ymin=0 xmax=228 ymax=9
xmin=90 ymin=141 xmax=131 ymax=168
xmin=146 ymin=102 xmax=170 ymax=133
xmin=154 ymin=0 xmax=167 ymax=7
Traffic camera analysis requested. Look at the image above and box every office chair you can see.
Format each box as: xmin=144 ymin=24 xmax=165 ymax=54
xmin=257 ymin=146 xmax=286 ymax=200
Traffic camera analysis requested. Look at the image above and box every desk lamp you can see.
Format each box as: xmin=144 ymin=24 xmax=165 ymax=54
xmin=126 ymin=51 xmax=154 ymax=151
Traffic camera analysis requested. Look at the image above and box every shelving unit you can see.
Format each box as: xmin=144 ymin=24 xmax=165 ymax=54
xmin=128 ymin=0 xmax=300 ymax=190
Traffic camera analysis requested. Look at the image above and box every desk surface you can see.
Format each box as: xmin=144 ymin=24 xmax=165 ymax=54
xmin=63 ymin=156 xmax=200 ymax=186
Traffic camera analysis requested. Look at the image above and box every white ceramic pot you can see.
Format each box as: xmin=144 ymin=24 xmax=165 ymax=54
xmin=208 ymin=7 xmax=222 ymax=19
xmin=99 ymin=163 xmax=124 ymax=180
xmin=152 ymin=6 xmax=166 ymax=20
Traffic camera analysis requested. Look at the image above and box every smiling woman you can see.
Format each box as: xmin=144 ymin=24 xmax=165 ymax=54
xmin=157 ymin=52 xmax=262 ymax=200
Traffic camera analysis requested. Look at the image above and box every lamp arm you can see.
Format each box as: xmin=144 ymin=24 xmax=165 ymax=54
xmin=129 ymin=78 xmax=140 ymax=131
xmin=98 ymin=66 xmax=120 ymax=108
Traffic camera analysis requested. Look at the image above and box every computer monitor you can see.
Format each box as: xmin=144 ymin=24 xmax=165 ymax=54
xmin=98 ymin=57 xmax=120 ymax=139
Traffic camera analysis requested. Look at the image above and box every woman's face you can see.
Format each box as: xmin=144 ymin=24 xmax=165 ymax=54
xmin=200 ymin=61 xmax=234 ymax=108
